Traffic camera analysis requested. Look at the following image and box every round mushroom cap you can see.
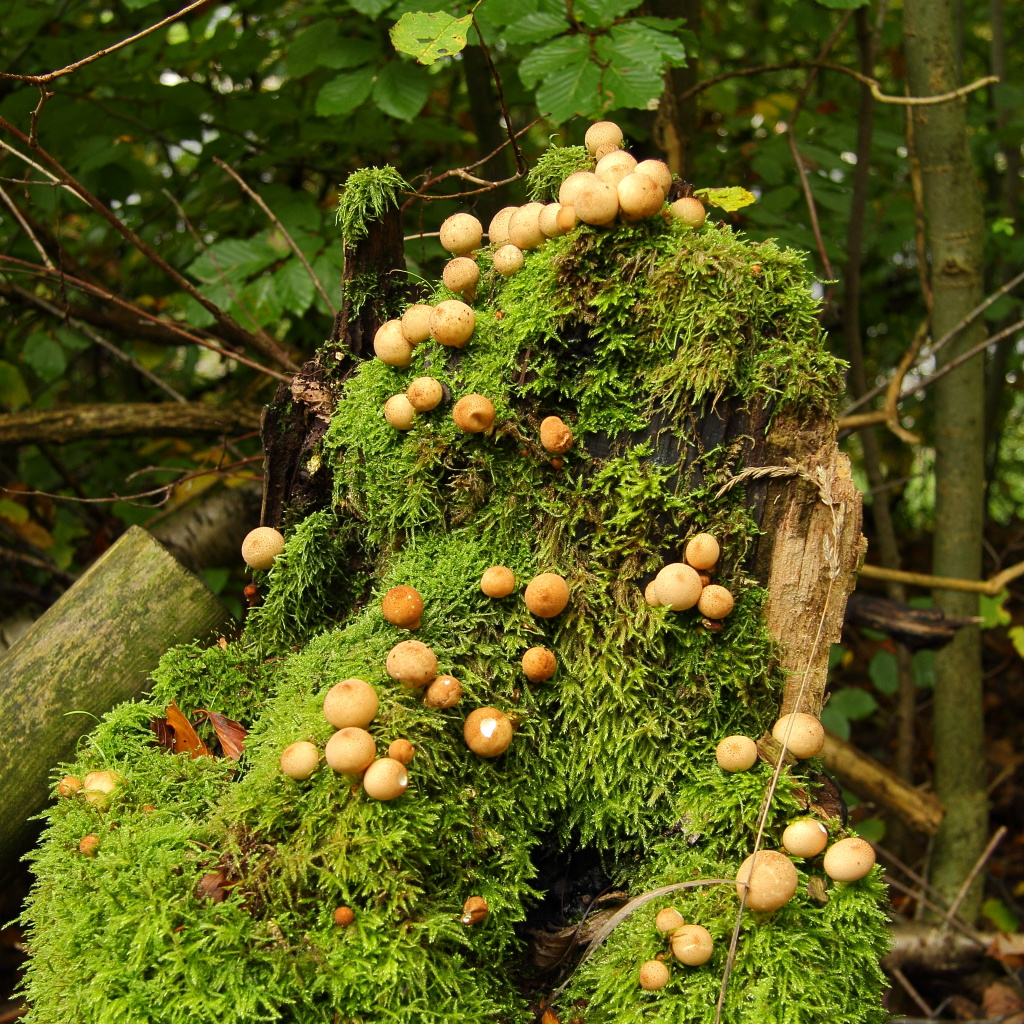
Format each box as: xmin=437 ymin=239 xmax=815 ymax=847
xmin=782 ymin=819 xmax=830 ymax=859
xmin=617 ymin=172 xmax=665 ymax=221
xmin=508 ymin=202 xmax=546 ymax=250
xmin=81 ymin=770 xmax=121 ymax=807
xmin=653 ymin=562 xmax=702 ymax=611
xmin=823 ymin=837 xmax=876 ymax=881
xmin=538 ymin=203 xmax=565 ymax=238
xmin=373 ymin=319 xmax=415 ymax=367
xmin=280 ymin=740 xmax=320 ymax=780
xmin=634 ymin=159 xmax=673 ymax=196
xmin=685 ymin=533 xmax=720 ymax=569
xmin=79 ymin=834 xmax=100 ymax=857
xmin=593 ymin=141 xmax=621 ymax=160
xmin=715 ymin=735 xmax=758 ymax=773
xmin=585 ymin=120 xmax=623 ymax=155
xmin=384 ymin=394 xmax=417 ymax=431
xmin=430 ymin=299 xmax=476 ymax=348
xmin=323 ymin=678 xmax=379 ymax=729
xmin=362 ymin=757 xmax=409 ymax=801
xmin=521 ymin=646 xmax=557 ymax=682
xmin=735 ymin=850 xmax=799 ymax=912
xmin=242 ymin=526 xmax=285 ymax=571
xmin=771 ymin=712 xmax=825 ymax=759
xmin=555 ymin=205 xmax=578 ymax=232
xmin=57 ymin=775 xmax=82 ymax=798
xmin=574 ymin=180 xmax=619 ymax=226
xmin=424 ymin=674 xmax=463 ymax=709
xmin=558 ymin=171 xmax=599 ymax=207
xmin=324 ymin=727 xmax=376 ymax=775
xmin=595 ymin=149 xmax=638 ymax=187
xmin=671 ymin=924 xmax=714 ymax=965
xmin=452 ymin=394 xmax=496 ymax=433
xmin=487 ymin=206 xmax=517 ymax=246
xmin=385 ymin=639 xmax=438 ymax=688
xmin=492 ymin=244 xmax=525 ymax=276
xmin=388 ymin=738 xmax=415 ymax=764
xmin=643 ymin=580 xmax=662 ymax=607
xmin=382 ymin=585 xmax=424 ymax=628
xmin=407 ymin=376 xmax=444 ymax=411
xmin=463 ymin=707 xmax=513 ymax=757
xmin=540 ymin=416 xmax=574 ymax=453
xmin=638 ymin=959 xmax=669 ymax=991
xmin=439 ymin=212 xmax=483 ymax=255
xmin=524 ymin=572 xmax=570 ymax=618
xmin=698 ymin=584 xmax=735 ymax=620
xmin=333 ymin=906 xmax=355 ymax=927
xmin=461 ymin=895 xmax=489 ymax=925
xmin=671 ymin=196 xmax=707 ymax=229
xmin=442 ymin=256 xmax=480 ymax=297
xmin=481 ymin=565 xmax=516 ymax=598
xmin=401 ymin=304 xmax=434 ymax=345
xmin=655 ymin=907 xmax=684 ymax=934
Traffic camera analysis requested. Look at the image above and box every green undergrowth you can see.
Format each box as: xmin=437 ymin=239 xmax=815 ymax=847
xmin=20 ymin=188 xmax=888 ymax=1024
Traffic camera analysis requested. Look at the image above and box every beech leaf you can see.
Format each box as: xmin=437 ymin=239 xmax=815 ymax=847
xmin=694 ymin=186 xmax=757 ymax=212
xmin=195 ymin=709 xmax=247 ymax=761
xmin=165 ymin=702 xmax=212 ymax=758
xmin=390 ymin=11 xmax=472 ymax=66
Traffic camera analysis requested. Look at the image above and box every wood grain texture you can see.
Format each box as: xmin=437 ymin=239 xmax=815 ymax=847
xmin=0 ymin=526 xmax=230 ymax=864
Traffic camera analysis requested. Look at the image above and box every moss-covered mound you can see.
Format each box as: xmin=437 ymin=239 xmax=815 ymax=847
xmin=19 ymin=191 xmax=889 ymax=1024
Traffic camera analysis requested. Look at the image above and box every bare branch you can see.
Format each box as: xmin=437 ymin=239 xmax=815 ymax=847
xmin=0 ymin=183 xmax=53 ymax=268
xmin=859 ymin=558 xmax=1024 ymax=596
xmin=0 ymin=138 xmax=82 ymax=201
xmin=0 ymin=546 xmax=76 ymax=586
xmin=472 ymin=15 xmax=526 ymax=176
xmin=942 ymin=826 xmax=1007 ymax=929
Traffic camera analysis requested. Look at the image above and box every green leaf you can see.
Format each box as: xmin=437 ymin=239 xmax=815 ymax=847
xmin=0 ymin=361 xmax=31 ymax=409
xmin=321 ymin=39 xmax=381 ymax=70
xmin=519 ymin=34 xmax=589 ymax=88
xmin=390 ymin=11 xmax=473 ymax=66
xmin=536 ymin=56 xmax=603 ymax=121
xmin=122 ymin=0 xmax=160 ymax=8
xmin=827 ymin=643 xmax=845 ymax=671
xmin=827 ymin=687 xmax=878 ymax=721
xmin=605 ymin=21 xmax=688 ymax=66
xmin=595 ymin=31 xmax=667 ymax=110
xmin=501 ymin=12 xmax=567 ymax=44
xmin=0 ymin=498 xmax=29 ymax=525
xmin=373 ymin=60 xmax=431 ymax=120
xmin=867 ymin=650 xmax=898 ymax=696
xmin=815 ymin=0 xmax=869 ymax=8
xmin=315 ymin=67 xmax=377 ymax=116
xmin=275 ymin=259 xmax=316 ymax=317
xmin=819 ymin=705 xmax=849 ymax=740
xmin=23 ymin=333 xmax=66 ymax=382
xmin=853 ymin=817 xmax=886 ymax=843
xmin=575 ymin=0 xmax=637 ymax=28
xmin=187 ymin=238 xmax=278 ymax=284
xmin=978 ymin=589 xmax=1011 ymax=628
xmin=982 ymin=897 xmax=1020 ymax=933
xmin=913 ymin=648 xmax=935 ymax=688
xmin=695 ymin=186 xmax=758 ymax=211
xmin=1009 ymin=625 xmax=1024 ymax=659
xmin=350 ymin=0 xmax=396 ymax=17
xmin=286 ymin=19 xmax=338 ymax=77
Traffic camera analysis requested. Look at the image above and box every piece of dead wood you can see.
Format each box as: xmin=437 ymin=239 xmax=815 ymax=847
xmin=845 ymin=591 xmax=979 ymax=650
xmin=883 ymin=923 xmax=1021 ymax=972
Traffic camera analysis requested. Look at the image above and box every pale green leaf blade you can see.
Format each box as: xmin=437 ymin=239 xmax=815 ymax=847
xmin=519 ymin=34 xmax=589 ymax=88
xmin=23 ymin=333 xmax=66 ymax=382
xmin=390 ymin=11 xmax=473 ymax=66
xmin=695 ymin=186 xmax=757 ymax=211
xmin=275 ymin=260 xmax=316 ymax=317
xmin=373 ymin=60 xmax=432 ymax=120
xmin=315 ymin=67 xmax=377 ymax=116
xmin=501 ymin=12 xmax=568 ymax=43
xmin=535 ymin=58 xmax=602 ymax=122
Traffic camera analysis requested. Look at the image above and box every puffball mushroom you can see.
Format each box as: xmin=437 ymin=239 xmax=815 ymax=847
xmin=671 ymin=925 xmax=713 ymax=965
xmin=556 ymin=205 xmax=578 ymax=232
xmin=384 ymin=394 xmax=417 ymax=431
xmin=386 ymin=639 xmax=438 ymax=688
xmin=463 ymin=707 xmax=513 ymax=757
xmin=524 ymin=572 xmax=570 ymax=618
xmin=323 ymin=678 xmax=379 ymax=729
xmin=538 ymin=203 xmax=565 ymax=238
xmin=461 ymin=895 xmax=489 ymax=925
xmin=480 ymin=565 xmax=516 ymax=598
xmin=79 ymin=834 xmax=100 ymax=857
xmin=362 ymin=757 xmax=409 ymax=801
xmin=388 ymin=738 xmax=415 ymax=764
xmin=381 ymin=585 xmax=424 ymax=629
xmin=715 ymin=735 xmax=758 ymax=773
xmin=617 ymin=173 xmax=665 ymax=221
xmin=644 ymin=581 xmax=661 ymax=607
xmin=439 ymin=212 xmax=483 ymax=255
xmin=373 ymin=319 xmax=414 ymax=367
xmin=638 ymin=960 xmax=669 ymax=991
xmin=521 ymin=646 xmax=556 ymax=682
xmin=655 ymin=907 xmax=684 ymax=934
xmin=634 ymin=159 xmax=673 ymax=196
xmin=407 ymin=376 xmax=443 ymax=412
xmin=735 ymin=850 xmax=799 ymax=912
xmin=430 ymin=299 xmax=475 ymax=348
xmin=452 ymin=394 xmax=495 ymax=433
xmin=558 ymin=171 xmax=598 ymax=207
xmin=685 ymin=533 xmax=720 ymax=569
xmin=401 ymin=304 xmax=433 ymax=345
xmin=81 ymin=770 xmax=121 ymax=808
xmin=280 ymin=740 xmax=319 ymax=780
xmin=241 ymin=527 xmax=285 ymax=571
xmin=782 ymin=819 xmax=830 ymax=859
xmin=772 ymin=712 xmax=825 ymax=759
xmin=333 ymin=906 xmax=355 ymax=927
xmin=595 ymin=149 xmax=638 ymax=187
xmin=653 ymin=562 xmax=702 ymax=611
xmin=823 ymin=837 xmax=876 ymax=881
xmin=698 ymin=584 xmax=734 ymax=620
xmin=508 ymin=203 xmax=546 ymax=250
xmin=539 ymin=416 xmax=573 ymax=453
xmin=574 ymin=180 xmax=619 ymax=226
xmin=593 ymin=141 xmax=621 ymax=160
xmin=424 ymin=674 xmax=463 ymax=709
xmin=325 ymin=727 xmax=376 ymax=775
xmin=492 ymin=244 xmax=525 ymax=276
xmin=57 ymin=775 xmax=81 ymax=798
xmin=487 ymin=206 xmax=517 ymax=246
xmin=442 ymin=256 xmax=480 ymax=297
xmin=671 ymin=196 xmax=707 ymax=229
xmin=585 ymin=119 xmax=623 ymax=155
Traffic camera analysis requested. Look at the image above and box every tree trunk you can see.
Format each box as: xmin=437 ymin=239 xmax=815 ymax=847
xmin=903 ymin=0 xmax=988 ymax=922
xmin=0 ymin=526 xmax=230 ymax=867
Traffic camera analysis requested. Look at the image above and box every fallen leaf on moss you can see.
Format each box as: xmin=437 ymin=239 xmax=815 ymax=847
xmin=195 ymin=709 xmax=246 ymax=760
xmin=165 ymin=702 xmax=212 ymax=758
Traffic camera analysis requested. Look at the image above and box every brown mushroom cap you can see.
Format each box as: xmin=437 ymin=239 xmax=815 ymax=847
xmin=771 ymin=712 xmax=825 ymax=759
xmin=373 ymin=319 xmax=414 ymax=366
xmin=323 ymin=678 xmax=379 ymax=729
xmin=634 ymin=159 xmax=673 ymax=196
xmin=384 ymin=394 xmax=417 ymax=431
xmin=595 ymin=149 xmax=638 ymax=187
xmin=555 ymin=205 xmax=578 ymax=232
xmin=782 ymin=819 xmax=830 ymax=859
xmin=81 ymin=770 xmax=121 ymax=807
xmin=492 ymin=244 xmax=525 ymax=276
xmin=539 ymin=416 xmax=574 ymax=453
xmin=452 ymin=394 xmax=495 ymax=433
xmin=463 ymin=707 xmax=513 ymax=757
xmin=521 ymin=646 xmax=557 ymax=682
xmin=671 ymin=196 xmax=707 ymax=229
xmin=558 ymin=171 xmax=599 ymax=207
xmin=574 ymin=180 xmax=619 ymax=226
xmin=362 ymin=757 xmax=409 ymax=801
xmin=382 ymin=585 xmax=424 ymax=628
xmin=655 ymin=907 xmax=684 ymax=934
xmin=617 ymin=173 xmax=665 ymax=221
xmin=324 ymin=727 xmax=376 ymax=775
xmin=401 ymin=304 xmax=434 ymax=345
xmin=585 ymin=120 xmax=623 ymax=155
xmin=823 ymin=837 xmax=876 ymax=881
xmin=671 ymin=924 xmax=713 ymax=965
xmin=388 ymin=738 xmax=415 ymax=764
xmin=423 ymin=674 xmax=463 ymax=709
xmin=685 ymin=533 xmax=720 ymax=569
xmin=715 ymin=735 xmax=758 ymax=772
xmin=280 ymin=740 xmax=320 ymax=780
xmin=524 ymin=572 xmax=570 ymax=618
xmin=439 ymin=212 xmax=483 ymax=255
xmin=333 ymin=906 xmax=356 ymax=927
xmin=386 ymin=639 xmax=438 ymax=688
xmin=508 ymin=203 xmax=546 ymax=251
xmin=480 ymin=565 xmax=516 ymax=598
xmin=653 ymin=562 xmax=702 ymax=611
xmin=538 ymin=203 xmax=565 ymax=238
xmin=442 ymin=256 xmax=480 ymax=298
xmin=241 ymin=526 xmax=285 ymax=571
xmin=58 ymin=775 xmax=82 ymax=798
xmin=638 ymin=959 xmax=670 ymax=991
xmin=698 ymin=584 xmax=734 ymax=620
xmin=461 ymin=895 xmax=489 ymax=925
xmin=735 ymin=850 xmax=799 ymax=912
xmin=406 ymin=376 xmax=444 ymax=412
xmin=487 ymin=206 xmax=517 ymax=246
xmin=79 ymin=834 xmax=100 ymax=857
xmin=430 ymin=299 xmax=476 ymax=348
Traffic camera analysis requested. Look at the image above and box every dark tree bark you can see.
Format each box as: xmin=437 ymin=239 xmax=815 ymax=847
xmin=650 ymin=0 xmax=702 ymax=178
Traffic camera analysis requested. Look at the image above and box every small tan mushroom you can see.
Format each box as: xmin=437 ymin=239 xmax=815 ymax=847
xmin=463 ymin=707 xmax=513 ymax=757
xmin=384 ymin=394 xmax=417 ymax=431
xmin=782 ymin=819 xmax=830 ymax=859
xmin=524 ymin=572 xmax=569 ymax=617
xmin=57 ymin=775 xmax=82 ymax=798
xmin=388 ymin=738 xmax=415 ymax=764
xmin=558 ymin=171 xmax=599 ymax=207
xmin=401 ymin=304 xmax=434 ymax=345
xmin=823 ymin=837 xmax=876 ymax=881
xmin=407 ymin=376 xmax=444 ymax=412
xmin=771 ymin=712 xmax=825 ymax=759
xmin=671 ymin=924 xmax=713 ymax=965
xmin=715 ymin=735 xmax=758 ymax=773
xmin=79 ymin=834 xmax=100 ymax=857
xmin=385 ymin=639 xmax=438 ymax=688
xmin=442 ymin=256 xmax=480 ymax=298
xmin=333 ymin=906 xmax=355 ymax=927
xmin=698 ymin=584 xmax=734 ymax=620
xmin=324 ymin=727 xmax=376 ymax=775
xmin=508 ymin=203 xmax=546 ymax=251
xmin=362 ymin=757 xmax=409 ymax=801
xmin=685 ymin=533 xmax=720 ymax=569
xmin=593 ymin=141 xmax=621 ymax=160
xmin=280 ymin=740 xmax=320 ymax=780
xmin=574 ymin=180 xmax=619 ymax=226
xmin=655 ymin=907 xmax=684 ymax=934
xmin=671 ymin=196 xmax=706 ymax=229
xmin=382 ymin=585 xmax=423 ymax=629
xmin=521 ymin=646 xmax=556 ymax=682
xmin=492 ymin=244 xmax=525 ymax=276
xmin=487 ymin=206 xmax=517 ymax=247
xmin=440 ymin=212 xmax=483 ymax=255
xmin=585 ymin=120 xmax=623 ymax=155
xmin=81 ymin=770 xmax=121 ymax=809
xmin=617 ymin=173 xmax=664 ymax=221
xmin=555 ymin=205 xmax=578 ymax=232
xmin=424 ymin=674 xmax=463 ymax=709
xmin=634 ymin=159 xmax=672 ymax=196
xmin=373 ymin=319 xmax=414 ymax=367
xmin=242 ymin=526 xmax=285 ymax=571
xmin=461 ymin=895 xmax=489 ymax=925
xmin=595 ymin=150 xmax=637 ymax=188
xmin=644 ymin=581 xmax=661 ymax=607
xmin=452 ymin=394 xmax=495 ymax=433
xmin=653 ymin=562 xmax=702 ymax=610
xmin=480 ymin=565 xmax=516 ymax=598
xmin=735 ymin=850 xmax=799 ymax=912
xmin=323 ymin=678 xmax=379 ymax=729
xmin=638 ymin=959 xmax=669 ymax=991
xmin=538 ymin=203 xmax=566 ymax=238
xmin=430 ymin=299 xmax=475 ymax=348
xmin=539 ymin=416 xmax=573 ymax=453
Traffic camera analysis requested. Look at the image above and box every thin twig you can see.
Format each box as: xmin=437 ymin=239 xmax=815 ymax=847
xmin=890 ymin=967 xmax=935 ymax=1019
xmin=0 ymin=138 xmax=85 ymax=201
xmin=472 ymin=15 xmax=526 ymax=176
xmin=212 ymin=157 xmax=337 ymax=316
xmin=0 ymin=545 xmax=76 ymax=585
xmin=403 ymin=231 xmax=441 ymax=241
xmin=883 ymin=875 xmax=987 ymax=947
xmin=858 ymin=558 xmax=1024 ymax=596
xmin=942 ymin=826 xmax=1007 ymax=929
xmin=0 ymin=181 xmax=54 ymax=268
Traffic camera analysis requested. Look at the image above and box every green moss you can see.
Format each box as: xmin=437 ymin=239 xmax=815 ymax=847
xmin=528 ymin=144 xmax=593 ymax=202
xmin=20 ymin=164 xmax=884 ymax=1024
xmin=335 ymin=165 xmax=408 ymax=244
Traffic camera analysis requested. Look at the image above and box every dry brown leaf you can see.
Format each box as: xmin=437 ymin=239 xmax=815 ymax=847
xmin=195 ymin=709 xmax=246 ymax=761
xmin=165 ymin=702 xmax=212 ymax=758
xmin=150 ymin=717 xmax=175 ymax=752
xmin=981 ymin=980 xmax=1024 ymax=1024
xmin=541 ymin=1010 xmax=561 ymax=1024
xmin=988 ymin=932 xmax=1024 ymax=969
